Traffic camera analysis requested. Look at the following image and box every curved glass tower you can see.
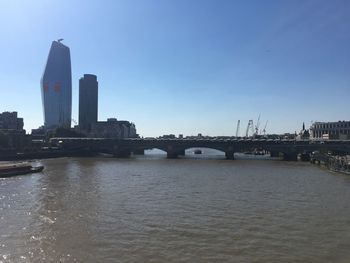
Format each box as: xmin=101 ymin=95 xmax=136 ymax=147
xmin=41 ymin=40 xmax=72 ymax=128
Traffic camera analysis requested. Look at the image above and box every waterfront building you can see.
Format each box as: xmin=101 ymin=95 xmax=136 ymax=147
xmin=310 ymin=121 xmax=350 ymax=140
xmin=79 ymin=74 xmax=98 ymax=132
xmin=41 ymin=40 xmax=72 ymax=128
xmin=31 ymin=126 xmax=46 ymax=140
xmin=0 ymin=111 xmax=24 ymax=133
xmin=90 ymin=118 xmax=137 ymax=139
xmin=0 ymin=111 xmax=27 ymax=150
xmin=118 ymin=120 xmax=137 ymax=138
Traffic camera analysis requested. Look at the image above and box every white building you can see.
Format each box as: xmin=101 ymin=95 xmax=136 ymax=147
xmin=310 ymin=121 xmax=350 ymax=140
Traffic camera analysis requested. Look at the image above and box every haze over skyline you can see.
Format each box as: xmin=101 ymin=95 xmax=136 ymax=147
xmin=0 ymin=0 xmax=349 ymax=137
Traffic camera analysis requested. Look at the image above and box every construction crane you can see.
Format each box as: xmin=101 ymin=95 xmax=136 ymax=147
xmin=236 ymin=120 xmax=240 ymax=137
xmin=255 ymin=114 xmax=261 ymax=135
xmin=245 ymin=120 xmax=254 ymax=137
xmin=262 ymin=120 xmax=268 ymax=135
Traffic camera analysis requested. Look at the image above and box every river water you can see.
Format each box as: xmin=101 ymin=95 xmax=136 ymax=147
xmin=1 ymin=150 xmax=350 ymax=262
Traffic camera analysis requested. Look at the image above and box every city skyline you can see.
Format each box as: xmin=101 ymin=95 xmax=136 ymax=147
xmin=0 ymin=0 xmax=349 ymax=136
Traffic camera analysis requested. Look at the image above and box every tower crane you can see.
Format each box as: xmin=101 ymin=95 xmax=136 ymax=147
xmin=245 ymin=120 xmax=254 ymax=137
xmin=262 ymin=120 xmax=268 ymax=135
xmin=255 ymin=114 xmax=261 ymax=135
xmin=236 ymin=120 xmax=240 ymax=137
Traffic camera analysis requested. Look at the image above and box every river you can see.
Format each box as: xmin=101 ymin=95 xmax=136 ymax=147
xmin=1 ymin=150 xmax=350 ymax=262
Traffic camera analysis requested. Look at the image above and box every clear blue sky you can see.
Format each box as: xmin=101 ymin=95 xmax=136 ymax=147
xmin=0 ymin=0 xmax=349 ymax=137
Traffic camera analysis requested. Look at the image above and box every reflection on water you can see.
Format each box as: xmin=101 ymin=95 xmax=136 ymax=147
xmin=1 ymin=151 xmax=350 ymax=262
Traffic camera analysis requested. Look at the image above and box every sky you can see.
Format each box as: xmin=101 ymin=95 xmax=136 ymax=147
xmin=0 ymin=0 xmax=349 ymax=137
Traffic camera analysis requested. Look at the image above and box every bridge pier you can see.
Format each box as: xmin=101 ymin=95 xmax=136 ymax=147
xmin=133 ymin=149 xmax=145 ymax=155
xmin=166 ymin=148 xmax=185 ymax=159
xmin=270 ymin=151 xmax=280 ymax=157
xmin=167 ymin=150 xmax=185 ymax=158
xmin=283 ymin=152 xmax=298 ymax=161
xmin=113 ymin=150 xmax=131 ymax=158
xmin=167 ymin=152 xmax=178 ymax=159
xmin=225 ymin=151 xmax=235 ymax=160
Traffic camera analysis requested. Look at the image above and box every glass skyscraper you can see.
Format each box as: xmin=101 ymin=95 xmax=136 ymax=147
xmin=41 ymin=40 xmax=72 ymax=128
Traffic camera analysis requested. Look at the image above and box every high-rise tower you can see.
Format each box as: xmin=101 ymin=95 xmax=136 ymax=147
xmin=41 ymin=40 xmax=72 ymax=128
xmin=79 ymin=74 xmax=98 ymax=131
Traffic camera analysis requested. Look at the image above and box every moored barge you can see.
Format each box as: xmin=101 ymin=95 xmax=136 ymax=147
xmin=0 ymin=162 xmax=44 ymax=178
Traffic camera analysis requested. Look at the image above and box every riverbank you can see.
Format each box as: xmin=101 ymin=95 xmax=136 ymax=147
xmin=311 ymin=152 xmax=350 ymax=175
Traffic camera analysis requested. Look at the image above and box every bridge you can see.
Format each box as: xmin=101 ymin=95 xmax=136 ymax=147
xmin=50 ymin=138 xmax=350 ymax=161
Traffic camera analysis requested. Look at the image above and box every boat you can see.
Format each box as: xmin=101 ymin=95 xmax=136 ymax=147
xmin=0 ymin=162 xmax=44 ymax=178
xmin=194 ymin=149 xmax=202 ymax=154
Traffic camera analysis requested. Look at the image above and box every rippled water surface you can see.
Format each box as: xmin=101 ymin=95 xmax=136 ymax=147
xmin=1 ymin=151 xmax=350 ymax=262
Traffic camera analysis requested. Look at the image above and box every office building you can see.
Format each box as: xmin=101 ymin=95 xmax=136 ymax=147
xmin=41 ymin=40 xmax=72 ymax=128
xmin=0 ymin=111 xmax=26 ymax=149
xmin=90 ymin=118 xmax=137 ymax=139
xmin=0 ymin=111 xmax=24 ymax=133
xmin=79 ymin=74 xmax=98 ymax=131
xmin=310 ymin=121 xmax=350 ymax=140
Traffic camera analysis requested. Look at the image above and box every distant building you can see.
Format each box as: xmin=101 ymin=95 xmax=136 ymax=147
xmin=91 ymin=118 xmax=120 ymax=138
xmin=79 ymin=74 xmax=98 ymax=132
xmin=31 ymin=126 xmax=46 ymax=140
xmin=296 ymin=122 xmax=310 ymax=140
xmin=310 ymin=121 xmax=350 ymax=140
xmin=0 ymin=111 xmax=24 ymax=133
xmin=281 ymin=133 xmax=296 ymax=140
xmin=118 ymin=121 xmax=137 ymax=138
xmin=41 ymin=40 xmax=72 ymax=128
xmin=0 ymin=111 xmax=27 ymax=150
xmin=90 ymin=118 xmax=137 ymax=139
xmin=159 ymin=134 xmax=176 ymax=139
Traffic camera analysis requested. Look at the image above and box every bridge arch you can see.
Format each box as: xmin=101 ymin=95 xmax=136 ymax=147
xmin=144 ymin=148 xmax=167 ymax=155
xmin=184 ymin=147 xmax=226 ymax=156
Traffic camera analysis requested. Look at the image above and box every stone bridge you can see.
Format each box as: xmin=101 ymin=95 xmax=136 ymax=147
xmin=50 ymin=138 xmax=350 ymax=160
